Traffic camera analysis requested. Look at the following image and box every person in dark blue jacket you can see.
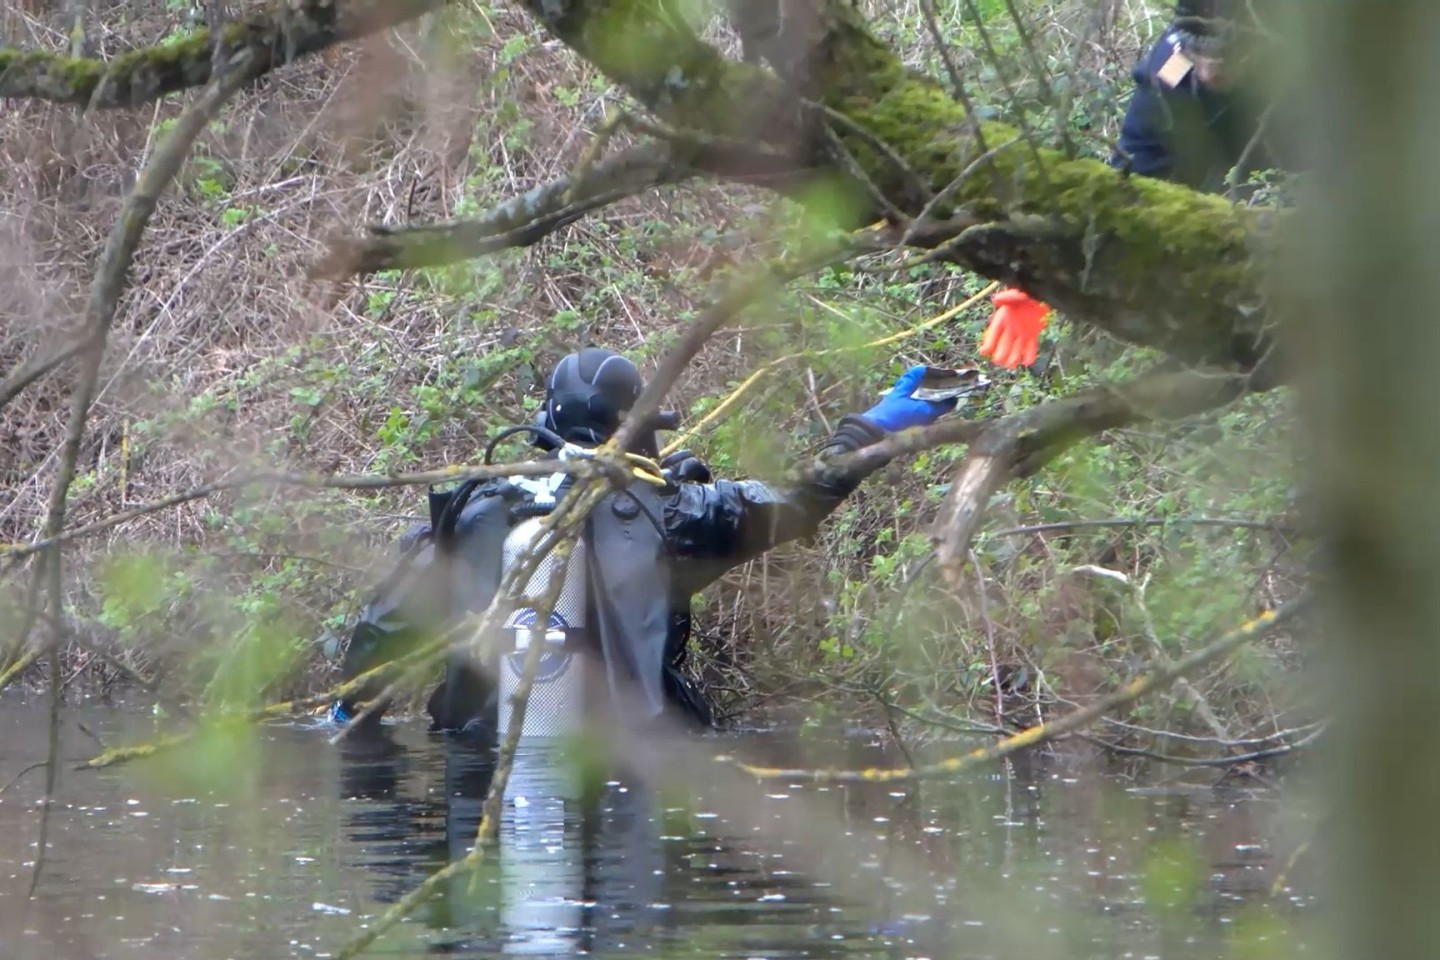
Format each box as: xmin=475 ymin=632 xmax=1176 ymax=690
xmin=981 ymin=0 xmax=1286 ymax=369
xmin=1111 ymin=0 xmax=1275 ymax=193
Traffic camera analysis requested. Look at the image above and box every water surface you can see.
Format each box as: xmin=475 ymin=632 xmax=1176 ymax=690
xmin=0 ymin=699 xmax=1317 ymax=959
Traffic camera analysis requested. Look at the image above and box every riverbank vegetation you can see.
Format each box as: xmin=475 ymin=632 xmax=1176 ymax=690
xmin=1 ymin=0 xmax=1312 ymax=762
xmin=18 ymin=0 xmax=1440 ymax=957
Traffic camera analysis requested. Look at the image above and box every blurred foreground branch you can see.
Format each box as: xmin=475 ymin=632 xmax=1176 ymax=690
xmin=21 ymin=46 xmax=264 ymax=904
xmin=0 ymin=459 xmax=579 ymax=567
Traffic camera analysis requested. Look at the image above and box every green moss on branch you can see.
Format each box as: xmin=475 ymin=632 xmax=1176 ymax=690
xmin=0 ymin=0 xmax=443 ymax=109
xmin=517 ymin=0 xmax=1276 ymax=368
xmin=811 ymin=6 xmax=1270 ymax=366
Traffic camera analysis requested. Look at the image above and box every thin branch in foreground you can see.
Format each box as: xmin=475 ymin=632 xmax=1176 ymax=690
xmin=332 ymin=484 xmax=609 ymax=960
xmin=21 ymin=49 xmax=265 ymax=901
xmin=0 ymin=459 xmax=572 ymax=565
xmin=609 ymin=232 xmax=876 ymax=454
xmin=732 ymin=594 xmax=1312 ymax=782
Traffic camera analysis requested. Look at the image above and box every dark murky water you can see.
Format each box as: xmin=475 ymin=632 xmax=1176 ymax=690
xmin=0 ymin=700 xmax=1318 ymax=959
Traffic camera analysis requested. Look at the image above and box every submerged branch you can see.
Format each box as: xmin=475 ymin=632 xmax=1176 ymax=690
xmin=735 ymin=594 xmax=1312 ymax=782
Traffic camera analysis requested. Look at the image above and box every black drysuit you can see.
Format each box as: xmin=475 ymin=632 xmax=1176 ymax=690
xmin=337 ymin=415 xmax=887 ymax=734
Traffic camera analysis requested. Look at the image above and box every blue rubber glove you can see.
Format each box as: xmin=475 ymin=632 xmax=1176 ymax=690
xmin=861 ymin=365 xmax=958 ymax=432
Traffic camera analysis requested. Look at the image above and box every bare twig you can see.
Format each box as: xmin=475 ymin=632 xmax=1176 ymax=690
xmin=985 ymin=516 xmax=1299 ymax=538
xmin=1077 ymin=724 xmax=1324 ymax=767
xmin=959 ymin=0 xmax=1054 ymax=199
xmin=1 ymin=460 xmax=574 ymax=565
xmin=610 ymin=234 xmax=873 ymax=454
xmin=1071 ymin=565 xmax=1235 ymax=745
xmin=1099 ymin=717 xmax=1326 ymax=748
xmin=998 ymin=0 xmax=1075 ymax=157
xmin=932 ymin=367 xmax=1256 ymax=589
xmin=1225 ymin=99 xmax=1279 ymax=201
xmin=0 ymin=761 xmax=49 ymax=796
xmin=915 ymin=0 xmax=1008 ymax=200
xmin=312 ymin=144 xmax=692 ymax=278
xmin=969 ymin=549 xmax=1004 ymax=725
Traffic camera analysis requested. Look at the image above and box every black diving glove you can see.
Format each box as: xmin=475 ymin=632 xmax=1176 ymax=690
xmin=661 ymin=448 xmax=713 ymax=484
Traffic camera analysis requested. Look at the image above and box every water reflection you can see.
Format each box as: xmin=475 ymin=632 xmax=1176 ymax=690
xmin=335 ymin=728 xmax=878 ymax=957
xmin=0 ymin=702 xmax=1318 ymax=960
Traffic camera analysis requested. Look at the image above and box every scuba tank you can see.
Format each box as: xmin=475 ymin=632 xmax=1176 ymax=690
xmin=463 ymin=402 xmax=679 ymax=953
xmin=496 ymin=473 xmax=590 ymax=741
xmin=478 ymin=402 xmax=679 ymax=739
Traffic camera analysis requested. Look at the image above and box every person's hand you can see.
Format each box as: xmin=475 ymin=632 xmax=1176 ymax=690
xmin=979 ymin=287 xmax=1051 ymax=369
xmin=660 ymin=448 xmax=713 ymax=484
xmin=861 ymin=365 xmax=958 ymax=433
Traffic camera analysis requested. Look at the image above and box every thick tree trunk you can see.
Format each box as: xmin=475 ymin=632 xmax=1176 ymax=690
xmin=1294 ymin=3 xmax=1440 ymax=957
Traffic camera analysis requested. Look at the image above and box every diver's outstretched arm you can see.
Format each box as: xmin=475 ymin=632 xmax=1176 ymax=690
xmin=663 ymin=366 xmax=957 ymax=579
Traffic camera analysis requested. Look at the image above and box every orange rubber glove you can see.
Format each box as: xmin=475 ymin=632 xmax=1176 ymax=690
xmin=979 ymin=287 xmax=1052 ymax=369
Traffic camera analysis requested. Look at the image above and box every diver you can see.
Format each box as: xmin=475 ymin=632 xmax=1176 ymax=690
xmin=326 ymin=347 xmax=979 ymax=739
xmin=977 ymin=0 xmax=1288 ymax=370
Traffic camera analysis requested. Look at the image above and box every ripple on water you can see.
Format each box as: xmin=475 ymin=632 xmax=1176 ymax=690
xmin=0 ymin=705 xmax=1318 ymax=960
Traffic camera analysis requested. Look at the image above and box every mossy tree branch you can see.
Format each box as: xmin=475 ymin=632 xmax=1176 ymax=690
xmin=0 ymin=0 xmax=442 ymax=109
xmin=512 ymin=0 xmax=1278 ymax=370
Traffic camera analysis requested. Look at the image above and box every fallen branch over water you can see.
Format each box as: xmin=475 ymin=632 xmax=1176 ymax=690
xmin=733 ymin=594 xmax=1312 ymax=782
